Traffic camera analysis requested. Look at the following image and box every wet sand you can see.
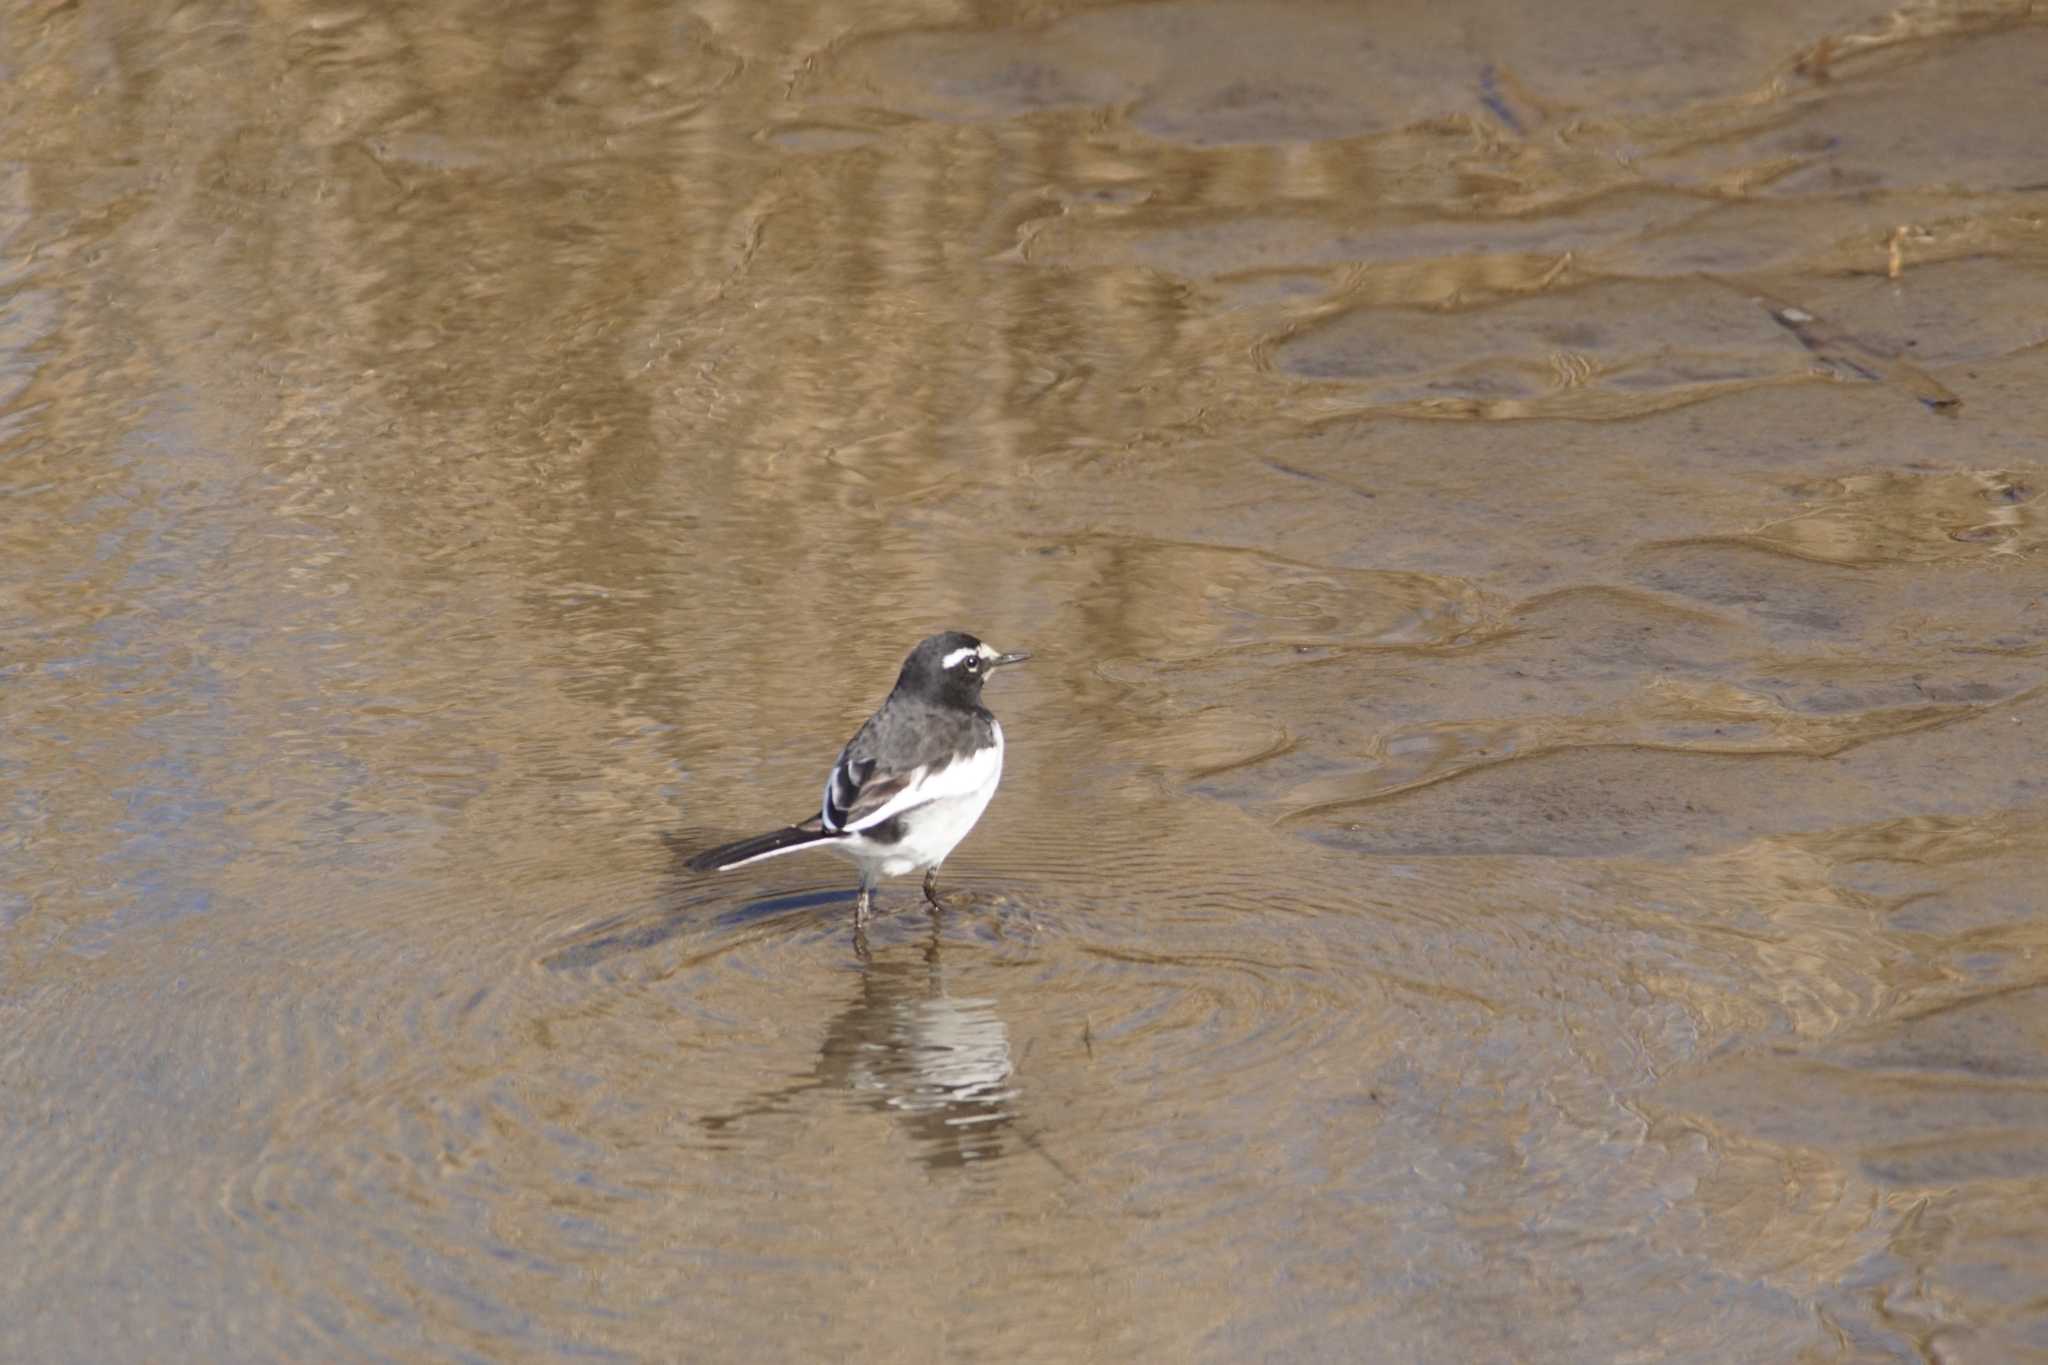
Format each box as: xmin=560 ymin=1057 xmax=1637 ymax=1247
xmin=3 ymin=0 xmax=2046 ymax=1359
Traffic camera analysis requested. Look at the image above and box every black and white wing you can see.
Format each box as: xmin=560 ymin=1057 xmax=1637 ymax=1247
xmin=822 ymin=747 xmax=896 ymax=832
xmin=820 ymin=720 xmax=1002 ymax=835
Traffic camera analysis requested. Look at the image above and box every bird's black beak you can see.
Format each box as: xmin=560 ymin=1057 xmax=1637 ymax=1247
xmin=988 ymin=650 xmax=1031 ymax=669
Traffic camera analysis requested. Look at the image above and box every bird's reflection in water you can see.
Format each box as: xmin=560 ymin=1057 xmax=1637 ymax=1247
xmin=700 ymin=916 xmax=1019 ymax=1170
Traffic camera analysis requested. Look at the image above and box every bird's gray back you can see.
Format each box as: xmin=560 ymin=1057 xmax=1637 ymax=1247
xmin=844 ymin=696 xmax=995 ymax=774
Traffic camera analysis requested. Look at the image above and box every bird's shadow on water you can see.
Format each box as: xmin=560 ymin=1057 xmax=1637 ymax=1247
xmin=540 ymin=830 xmax=1026 ymax=971
xmin=537 ymin=889 xmax=848 ymax=971
xmin=538 ymin=833 xmax=853 ymax=972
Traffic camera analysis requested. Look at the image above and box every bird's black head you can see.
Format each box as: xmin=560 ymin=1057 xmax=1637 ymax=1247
xmin=894 ymin=630 xmax=1030 ymax=708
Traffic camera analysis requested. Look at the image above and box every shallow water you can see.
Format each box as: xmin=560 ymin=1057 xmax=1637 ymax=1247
xmin=4 ymin=0 xmax=2047 ymax=1359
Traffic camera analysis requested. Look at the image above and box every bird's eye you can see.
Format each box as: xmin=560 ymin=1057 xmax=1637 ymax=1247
xmin=963 ymin=656 xmax=980 ymax=671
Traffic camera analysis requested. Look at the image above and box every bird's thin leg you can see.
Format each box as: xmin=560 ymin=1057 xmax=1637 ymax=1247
xmin=921 ymin=864 xmax=946 ymax=961
xmin=851 ymin=883 xmax=873 ymax=959
xmin=852 ymin=864 xmax=883 ymax=936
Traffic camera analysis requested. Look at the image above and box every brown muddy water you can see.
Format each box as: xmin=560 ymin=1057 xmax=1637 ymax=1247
xmin=4 ymin=0 xmax=2048 ymax=1360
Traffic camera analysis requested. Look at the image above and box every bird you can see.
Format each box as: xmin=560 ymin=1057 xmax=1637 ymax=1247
xmin=686 ymin=631 xmax=1029 ymax=929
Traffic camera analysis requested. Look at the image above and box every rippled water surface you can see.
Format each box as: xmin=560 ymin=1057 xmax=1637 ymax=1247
xmin=5 ymin=0 xmax=2048 ymax=1359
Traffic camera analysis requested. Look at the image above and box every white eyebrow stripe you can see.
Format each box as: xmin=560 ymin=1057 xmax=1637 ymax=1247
xmin=942 ymin=646 xmax=978 ymax=669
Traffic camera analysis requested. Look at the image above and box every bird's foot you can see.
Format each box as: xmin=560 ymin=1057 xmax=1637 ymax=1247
xmin=921 ymin=868 xmax=979 ymax=910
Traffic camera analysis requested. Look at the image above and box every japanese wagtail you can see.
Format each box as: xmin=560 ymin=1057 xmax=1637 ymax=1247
xmin=687 ymin=631 xmax=1029 ymax=928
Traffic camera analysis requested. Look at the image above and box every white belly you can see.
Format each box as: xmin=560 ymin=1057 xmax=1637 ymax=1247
xmin=838 ymin=724 xmax=1004 ymax=878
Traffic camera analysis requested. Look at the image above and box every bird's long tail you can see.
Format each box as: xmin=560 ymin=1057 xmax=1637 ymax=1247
xmin=686 ymin=818 xmax=841 ymax=873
